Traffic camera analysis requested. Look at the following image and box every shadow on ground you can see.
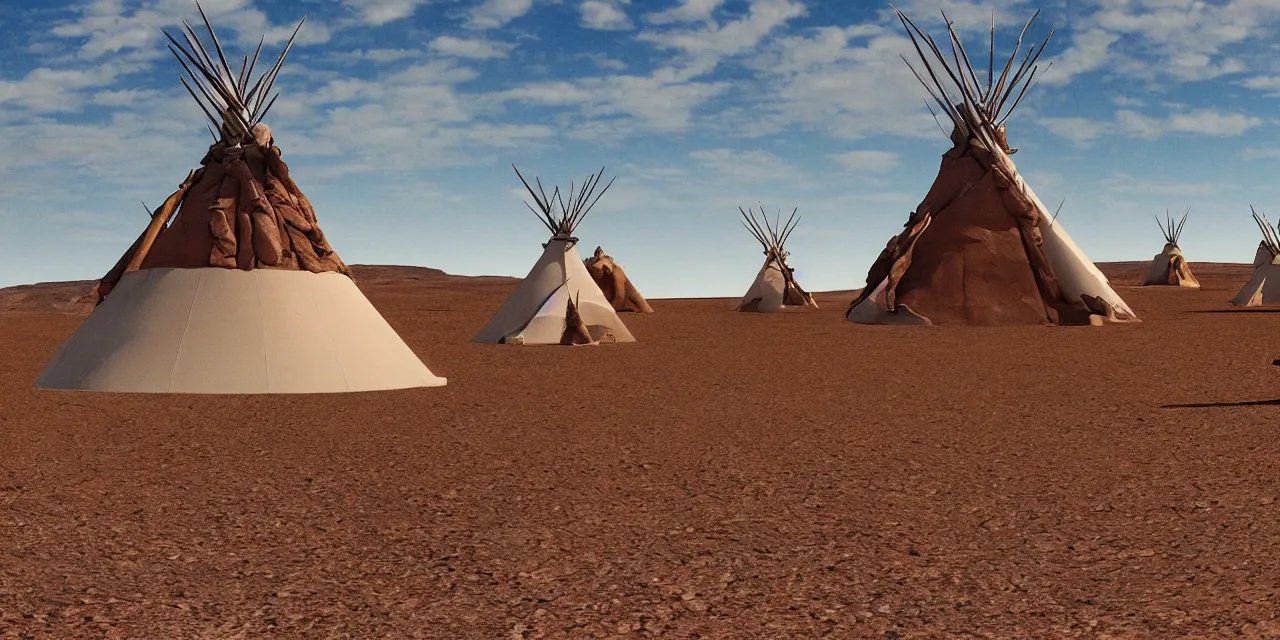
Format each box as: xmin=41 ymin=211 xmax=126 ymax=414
xmin=1163 ymin=399 xmax=1280 ymax=409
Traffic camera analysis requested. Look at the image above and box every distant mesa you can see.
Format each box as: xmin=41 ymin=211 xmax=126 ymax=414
xmin=0 ymin=265 xmax=517 ymax=314
xmin=0 ymin=261 xmax=1256 ymax=315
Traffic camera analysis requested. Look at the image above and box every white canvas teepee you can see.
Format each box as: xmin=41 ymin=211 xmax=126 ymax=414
xmin=847 ymin=8 xmax=1138 ymax=326
xmin=36 ymin=6 xmax=445 ymax=394
xmin=735 ymin=205 xmax=817 ymax=312
xmin=1142 ymin=208 xmax=1199 ymax=288
xmin=1230 ymin=207 xmax=1280 ymax=307
xmin=473 ymin=166 xmax=635 ymax=345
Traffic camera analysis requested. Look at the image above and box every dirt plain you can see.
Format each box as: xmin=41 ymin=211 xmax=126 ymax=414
xmin=1 ymin=261 xmax=1279 ymax=639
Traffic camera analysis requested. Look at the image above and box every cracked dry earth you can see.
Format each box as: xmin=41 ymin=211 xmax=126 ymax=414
xmin=1 ymin=262 xmax=1279 ymax=639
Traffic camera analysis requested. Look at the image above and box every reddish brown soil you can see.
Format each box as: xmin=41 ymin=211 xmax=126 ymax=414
xmin=2 ymin=261 xmax=1279 ymax=638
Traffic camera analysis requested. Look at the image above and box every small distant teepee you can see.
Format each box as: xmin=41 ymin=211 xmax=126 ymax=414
xmin=847 ymin=8 xmax=1137 ymax=326
xmin=736 ymin=205 xmax=817 ymax=312
xmin=1142 ymin=208 xmax=1199 ymax=288
xmin=473 ymin=166 xmax=635 ymax=345
xmin=36 ymin=5 xmax=445 ymax=393
xmin=1230 ymin=207 xmax=1280 ymax=306
xmin=584 ymin=246 xmax=654 ymax=313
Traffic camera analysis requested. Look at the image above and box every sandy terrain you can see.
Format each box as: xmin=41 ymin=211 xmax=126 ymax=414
xmin=2 ymin=261 xmax=1279 ymax=639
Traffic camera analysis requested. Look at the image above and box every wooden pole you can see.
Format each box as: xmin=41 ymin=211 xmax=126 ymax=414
xmin=124 ymin=169 xmax=199 ymax=273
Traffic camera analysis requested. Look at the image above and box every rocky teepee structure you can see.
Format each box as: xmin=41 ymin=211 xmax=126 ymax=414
xmin=847 ymin=8 xmax=1138 ymax=326
xmin=736 ymin=205 xmax=817 ymax=312
xmin=473 ymin=166 xmax=635 ymax=345
xmin=584 ymin=246 xmax=654 ymax=313
xmin=37 ymin=6 xmax=446 ymax=393
xmin=1142 ymin=208 xmax=1199 ymax=288
xmin=1230 ymin=207 xmax=1280 ymax=306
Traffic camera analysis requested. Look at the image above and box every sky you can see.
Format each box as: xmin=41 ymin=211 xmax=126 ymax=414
xmin=3 ymin=0 xmax=1280 ymax=298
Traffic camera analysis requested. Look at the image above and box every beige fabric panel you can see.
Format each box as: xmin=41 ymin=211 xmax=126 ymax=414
xmin=474 ymin=240 xmax=572 ymax=343
xmin=1038 ymin=218 xmax=1137 ymax=319
xmin=36 ymin=268 xmax=446 ymax=393
xmin=737 ymin=258 xmax=786 ymax=313
xmin=1143 ymin=248 xmax=1173 ymax=285
xmin=509 ymin=285 xmax=573 ymax=345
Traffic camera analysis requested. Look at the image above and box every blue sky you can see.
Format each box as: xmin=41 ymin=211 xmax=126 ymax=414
xmin=3 ymin=0 xmax=1280 ymax=298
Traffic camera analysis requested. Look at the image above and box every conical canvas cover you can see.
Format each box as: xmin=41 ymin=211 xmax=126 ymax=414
xmin=1231 ymin=212 xmax=1280 ymax=306
xmin=1142 ymin=210 xmax=1198 ymax=287
xmin=847 ymin=8 xmax=1137 ymax=327
xmin=735 ymin=204 xmax=817 ymax=313
xmin=474 ymin=238 xmax=634 ymax=344
xmin=1230 ymin=261 xmax=1280 ymax=307
xmin=476 ymin=165 xmax=632 ymax=345
xmin=38 ymin=268 xmax=444 ymax=393
xmin=584 ymin=246 xmax=654 ymax=313
xmin=1143 ymin=244 xmax=1199 ymax=288
xmin=737 ymin=256 xmax=816 ymax=312
xmin=36 ymin=8 xmax=445 ymax=393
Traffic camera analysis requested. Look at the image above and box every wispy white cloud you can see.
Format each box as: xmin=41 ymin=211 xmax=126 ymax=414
xmin=341 ymin=48 xmax=422 ymax=63
xmin=0 ymin=92 xmax=208 ymax=186
xmin=53 ymin=0 xmax=331 ymax=59
xmin=1242 ymin=74 xmax=1280 ymax=93
xmin=1101 ymin=175 xmax=1226 ymax=198
xmin=0 ymin=66 xmax=125 ymax=112
xmin=1041 ymin=28 xmax=1119 ymax=86
xmin=579 ymin=53 xmax=628 ymax=71
xmin=884 ymin=0 xmax=1033 ymax=33
xmin=689 ymin=147 xmax=804 ymax=184
xmin=495 ymin=72 xmax=730 ymax=133
xmin=429 ymin=35 xmax=515 ymax=59
xmin=1043 ymin=108 xmax=1262 ymax=146
xmin=829 ymin=150 xmax=900 ymax=174
xmin=581 ymin=0 xmax=633 ymax=31
xmin=1072 ymin=0 xmax=1279 ymax=83
xmin=466 ymin=0 xmax=535 ymax=29
xmin=638 ymin=0 xmax=805 ymax=76
xmin=748 ymin=24 xmax=936 ymax=139
xmin=644 ymin=0 xmax=726 ymax=25
xmin=1038 ymin=116 xmax=1113 ymax=146
xmin=1118 ymin=108 xmax=1262 ymax=139
xmin=288 ymin=60 xmax=526 ymax=167
xmin=342 ymin=0 xmax=429 ymax=26
xmin=1243 ymin=148 xmax=1280 ymax=161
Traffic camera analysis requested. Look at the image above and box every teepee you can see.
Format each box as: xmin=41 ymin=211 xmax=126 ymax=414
xmin=473 ymin=166 xmax=635 ymax=345
xmin=847 ymin=8 xmax=1138 ymax=326
xmin=37 ymin=6 xmax=446 ymax=393
xmin=1142 ymin=208 xmax=1199 ymax=288
xmin=1230 ymin=207 xmax=1280 ymax=306
xmin=736 ymin=205 xmax=817 ymax=312
xmin=584 ymin=246 xmax=654 ymax=313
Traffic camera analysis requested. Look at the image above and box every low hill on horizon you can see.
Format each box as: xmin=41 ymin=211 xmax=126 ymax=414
xmin=0 ymin=261 xmax=1256 ymax=314
xmin=0 ymin=265 xmax=520 ymax=315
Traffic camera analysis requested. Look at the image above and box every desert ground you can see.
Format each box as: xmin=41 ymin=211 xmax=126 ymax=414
xmin=1 ymin=261 xmax=1279 ymax=639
